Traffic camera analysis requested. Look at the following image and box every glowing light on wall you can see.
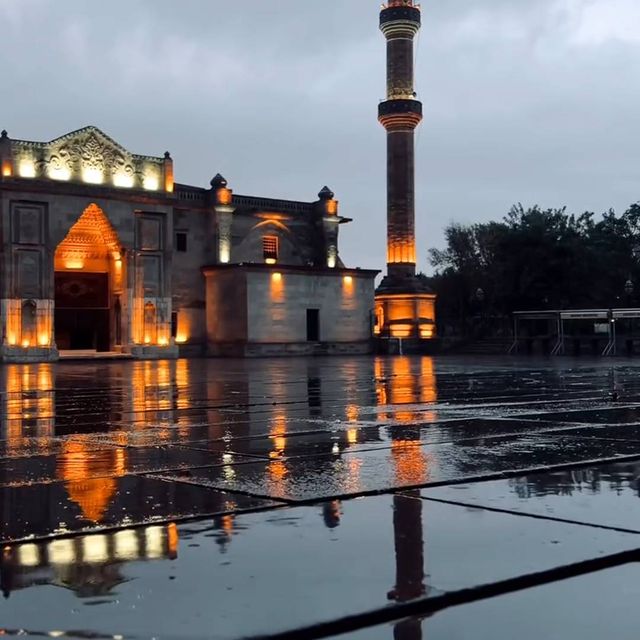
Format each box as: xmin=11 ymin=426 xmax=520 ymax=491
xmin=18 ymin=159 xmax=36 ymax=178
xmin=113 ymin=173 xmax=134 ymax=188
xmin=326 ymin=199 xmax=338 ymax=215
xmin=48 ymin=167 xmax=71 ymax=181
xmin=158 ymin=336 xmax=168 ymax=346
xmin=143 ymin=175 xmax=159 ymax=190
xmin=219 ymin=238 xmax=231 ymax=263
xmin=265 ymin=258 xmax=276 ymax=265
xmin=38 ymin=333 xmax=49 ymax=347
xmin=391 ymin=324 xmax=413 ymax=338
xmin=175 ymin=334 xmax=188 ymax=344
xmin=64 ymin=258 xmax=85 ymax=269
xmin=48 ymin=539 xmax=75 ymax=565
xmin=272 ymin=272 xmax=282 ymax=282
xmin=82 ymin=167 xmax=104 ymax=184
xmin=21 ymin=339 xmax=30 ymax=348
xmin=18 ymin=544 xmax=40 ymax=567
xmin=82 ymin=534 xmax=108 ymax=563
xmin=420 ymin=325 xmax=434 ymax=339
xmin=1 ymin=163 xmax=12 ymax=177
xmin=216 ymin=187 xmax=232 ymax=205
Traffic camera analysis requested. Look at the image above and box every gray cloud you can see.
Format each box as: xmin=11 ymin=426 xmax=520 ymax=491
xmin=1 ymin=0 xmax=639 ymax=272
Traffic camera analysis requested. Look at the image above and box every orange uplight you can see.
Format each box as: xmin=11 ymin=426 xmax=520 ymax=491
xmin=158 ymin=336 xmax=168 ymax=346
xmin=38 ymin=334 xmax=49 ymax=347
xmin=343 ymin=275 xmax=353 ymax=285
xmin=144 ymin=336 xmax=151 ymax=345
xmin=217 ymin=187 xmax=232 ymax=206
xmin=420 ymin=326 xmax=434 ymax=339
xmin=265 ymin=258 xmax=276 ymax=265
xmin=391 ymin=324 xmax=413 ymax=338
xmin=175 ymin=334 xmax=188 ymax=344
xmin=326 ymin=200 xmax=338 ymax=215
xmin=64 ymin=258 xmax=84 ymax=270
xmin=21 ymin=340 xmax=30 ymax=348
xmin=2 ymin=164 xmax=12 ymax=177
xmin=7 ymin=334 xmax=17 ymax=346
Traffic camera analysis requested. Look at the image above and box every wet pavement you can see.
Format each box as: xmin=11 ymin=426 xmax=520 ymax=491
xmin=3 ymin=356 xmax=640 ymax=638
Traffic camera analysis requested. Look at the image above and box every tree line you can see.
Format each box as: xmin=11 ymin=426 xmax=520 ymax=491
xmin=424 ymin=203 xmax=640 ymax=336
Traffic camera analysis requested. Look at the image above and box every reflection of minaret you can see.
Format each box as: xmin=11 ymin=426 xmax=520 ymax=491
xmin=375 ymin=1 xmax=436 ymax=345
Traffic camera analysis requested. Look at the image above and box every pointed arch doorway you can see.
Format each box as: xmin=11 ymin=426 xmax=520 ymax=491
xmin=54 ymin=204 xmax=125 ymax=352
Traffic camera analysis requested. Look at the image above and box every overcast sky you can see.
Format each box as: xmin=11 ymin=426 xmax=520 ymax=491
xmin=2 ymin=0 xmax=640 ymax=272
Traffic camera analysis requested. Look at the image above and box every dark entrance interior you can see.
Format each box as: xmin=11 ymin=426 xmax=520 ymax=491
xmin=306 ymin=309 xmax=320 ymax=342
xmin=55 ymin=272 xmax=110 ymax=351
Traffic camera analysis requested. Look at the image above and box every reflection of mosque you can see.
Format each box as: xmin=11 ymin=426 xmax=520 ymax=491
xmin=0 ymin=357 xmax=437 ymax=632
xmin=1 ymin=524 xmax=178 ymax=598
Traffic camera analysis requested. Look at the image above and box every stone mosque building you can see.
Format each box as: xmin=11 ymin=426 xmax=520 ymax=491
xmin=0 ymin=126 xmax=378 ymax=362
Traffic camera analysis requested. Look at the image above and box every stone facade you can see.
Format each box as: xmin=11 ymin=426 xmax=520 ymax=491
xmin=0 ymin=126 xmax=377 ymax=362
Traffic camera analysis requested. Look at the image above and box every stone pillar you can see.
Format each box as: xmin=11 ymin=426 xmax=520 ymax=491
xmin=210 ymin=174 xmax=235 ymax=264
xmin=0 ymin=130 xmax=14 ymax=178
xmin=317 ymin=186 xmax=340 ymax=268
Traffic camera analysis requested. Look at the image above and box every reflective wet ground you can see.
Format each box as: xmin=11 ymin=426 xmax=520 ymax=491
xmin=3 ymin=356 xmax=640 ymax=638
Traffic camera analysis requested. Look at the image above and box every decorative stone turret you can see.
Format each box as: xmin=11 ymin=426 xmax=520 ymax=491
xmin=211 ymin=174 xmax=235 ymax=264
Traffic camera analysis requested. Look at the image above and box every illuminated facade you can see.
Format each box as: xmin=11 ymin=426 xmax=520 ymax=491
xmin=375 ymin=1 xmax=437 ymax=344
xmin=0 ymin=127 xmax=377 ymax=361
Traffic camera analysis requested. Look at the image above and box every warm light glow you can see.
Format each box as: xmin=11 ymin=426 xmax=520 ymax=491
xmin=63 ymin=258 xmax=84 ymax=269
xmin=113 ymin=172 xmax=134 ymax=188
xmin=175 ymin=334 xmax=188 ymax=344
xmin=21 ymin=339 xmax=30 ymax=348
xmin=326 ymin=199 xmax=338 ymax=215
xmin=48 ymin=167 xmax=71 ymax=181
xmin=38 ymin=334 xmax=49 ymax=347
xmin=143 ymin=175 xmax=159 ymax=190
xmin=1 ymin=163 xmax=12 ymax=177
xmin=145 ymin=526 xmax=165 ymax=559
xmin=420 ymin=325 xmax=434 ymax=339
xmin=18 ymin=544 xmax=40 ymax=567
xmin=144 ymin=335 xmax=151 ymax=344
xmin=347 ymin=428 xmax=358 ymax=445
xmin=219 ymin=243 xmax=230 ymax=264
xmin=265 ymin=257 xmax=276 ymax=265
xmin=158 ymin=336 xmax=168 ymax=346
xmin=114 ymin=529 xmax=139 ymax=560
xmin=19 ymin=159 xmax=36 ymax=178
xmin=217 ymin=187 xmax=232 ymax=205
xmin=391 ymin=324 xmax=413 ymax=338
xmin=327 ymin=255 xmax=337 ymax=268
xmin=82 ymin=167 xmax=104 ymax=184
xmin=272 ymin=272 xmax=282 ymax=282
xmin=7 ymin=334 xmax=17 ymax=346
xmin=168 ymin=522 xmax=179 ymax=558
xmin=48 ymin=539 xmax=75 ymax=565
xmin=343 ymin=275 xmax=353 ymax=285
xmin=82 ymin=534 xmax=108 ymax=563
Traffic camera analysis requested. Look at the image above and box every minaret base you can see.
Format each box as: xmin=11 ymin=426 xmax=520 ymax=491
xmin=374 ymin=274 xmax=436 ymax=346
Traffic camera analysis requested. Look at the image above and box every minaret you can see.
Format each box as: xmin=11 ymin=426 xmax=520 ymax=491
xmin=375 ymin=1 xmax=436 ymax=346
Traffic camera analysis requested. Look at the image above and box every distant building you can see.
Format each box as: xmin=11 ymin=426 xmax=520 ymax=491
xmin=0 ymin=126 xmax=377 ymax=361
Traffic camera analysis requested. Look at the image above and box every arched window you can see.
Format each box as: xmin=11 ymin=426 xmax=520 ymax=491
xmin=21 ymin=300 xmax=37 ymax=347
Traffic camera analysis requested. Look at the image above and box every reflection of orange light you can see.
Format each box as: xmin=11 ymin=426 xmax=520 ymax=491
xmin=346 ymin=404 xmax=359 ymax=422
xmin=167 ymin=522 xmax=179 ymax=558
xmin=392 ymin=440 xmax=429 ymax=485
xmin=269 ymin=459 xmax=287 ymax=481
xmin=58 ymin=438 xmax=127 ymax=523
xmin=347 ymin=429 xmax=358 ymax=445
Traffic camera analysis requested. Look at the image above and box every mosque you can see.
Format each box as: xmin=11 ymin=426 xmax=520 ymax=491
xmin=0 ymin=0 xmax=434 ymax=363
xmin=0 ymin=126 xmax=378 ymax=362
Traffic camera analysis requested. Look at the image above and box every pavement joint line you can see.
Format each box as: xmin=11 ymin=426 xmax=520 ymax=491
xmin=0 ymin=499 xmax=291 ymax=547
xmin=243 ymin=547 xmax=640 ymax=640
xmin=417 ymin=495 xmax=640 ymax=535
xmin=140 ymin=451 xmax=640 ymax=509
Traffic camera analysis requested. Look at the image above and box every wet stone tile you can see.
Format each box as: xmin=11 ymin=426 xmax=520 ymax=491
xmin=422 ymin=458 xmax=640 ymax=532
xmin=0 ymin=494 xmax=638 ymax=639
xmin=0 ymin=446 xmax=253 ymax=487
xmin=0 ymin=474 xmax=278 ymax=543
xmin=340 ymin=564 xmax=640 ymax=640
xmin=519 ymin=405 xmax=640 ymax=425
xmin=151 ymin=435 xmax=640 ymax=501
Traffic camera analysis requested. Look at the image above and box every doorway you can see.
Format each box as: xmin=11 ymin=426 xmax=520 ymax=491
xmin=306 ymin=309 xmax=320 ymax=342
xmin=53 ymin=204 xmax=123 ymax=352
xmin=54 ymin=272 xmax=110 ymax=350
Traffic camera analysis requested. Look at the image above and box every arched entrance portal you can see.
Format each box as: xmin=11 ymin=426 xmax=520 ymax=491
xmin=54 ymin=204 xmax=124 ymax=352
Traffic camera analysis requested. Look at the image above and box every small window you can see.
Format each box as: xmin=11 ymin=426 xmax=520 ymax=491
xmin=176 ymin=232 xmax=187 ymax=252
xmin=263 ymin=235 xmax=278 ymax=263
